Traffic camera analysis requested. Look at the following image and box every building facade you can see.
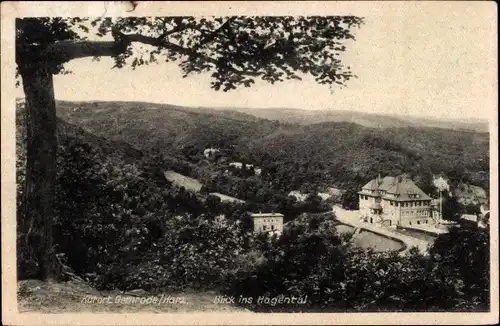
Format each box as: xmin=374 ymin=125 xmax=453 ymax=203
xmin=358 ymin=175 xmax=439 ymax=227
xmin=251 ymin=212 xmax=284 ymax=235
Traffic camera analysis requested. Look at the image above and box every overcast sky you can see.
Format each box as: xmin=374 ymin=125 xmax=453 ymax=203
xmin=15 ymin=3 xmax=497 ymax=121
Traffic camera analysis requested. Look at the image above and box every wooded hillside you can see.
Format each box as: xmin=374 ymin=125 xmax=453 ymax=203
xmin=54 ymin=99 xmax=490 ymax=195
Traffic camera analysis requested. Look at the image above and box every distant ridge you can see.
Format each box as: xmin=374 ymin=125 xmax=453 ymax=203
xmin=204 ymin=106 xmax=489 ymax=133
xmin=15 ymin=97 xmax=488 ymax=133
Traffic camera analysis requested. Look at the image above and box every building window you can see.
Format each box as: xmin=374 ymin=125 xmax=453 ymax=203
xmin=271 ymin=225 xmax=275 ymax=230
xmin=390 ymin=201 xmax=393 ymax=206
xmin=417 ymin=221 xmax=420 ymax=225
xmin=263 ymin=225 xmax=267 ymax=230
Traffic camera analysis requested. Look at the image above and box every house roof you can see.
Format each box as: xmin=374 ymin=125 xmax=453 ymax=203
xmin=460 ymin=214 xmax=478 ymax=222
xmin=385 ymin=177 xmax=432 ymax=201
xmin=361 ymin=176 xmax=398 ymax=192
xmin=251 ymin=212 xmax=284 ymax=218
xmin=361 ymin=174 xmax=432 ymax=201
xmin=362 ymin=179 xmax=376 ymax=191
xmin=379 ymin=176 xmax=398 ymax=191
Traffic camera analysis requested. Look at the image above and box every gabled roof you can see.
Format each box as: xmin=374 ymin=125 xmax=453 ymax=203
xmin=385 ymin=177 xmax=432 ymax=201
xmin=362 ymin=176 xmax=397 ymax=192
xmin=362 ymin=178 xmax=380 ymax=191
xmin=360 ymin=174 xmax=432 ymax=201
xmin=378 ymin=176 xmax=397 ymax=191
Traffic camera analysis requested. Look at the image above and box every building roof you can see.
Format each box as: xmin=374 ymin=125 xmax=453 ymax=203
xmin=362 ymin=178 xmax=379 ymax=191
xmin=251 ymin=212 xmax=284 ymax=218
xmin=360 ymin=174 xmax=432 ymax=201
xmin=361 ymin=176 xmax=398 ymax=192
xmin=460 ymin=214 xmax=478 ymax=222
xmin=378 ymin=176 xmax=398 ymax=191
xmin=385 ymin=177 xmax=432 ymax=201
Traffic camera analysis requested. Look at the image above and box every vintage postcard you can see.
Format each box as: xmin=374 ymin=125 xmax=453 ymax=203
xmin=1 ymin=1 xmax=498 ymax=325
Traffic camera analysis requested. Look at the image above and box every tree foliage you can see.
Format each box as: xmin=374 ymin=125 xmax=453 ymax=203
xmin=15 ymin=15 xmax=364 ymax=279
xmin=16 ymin=16 xmax=364 ymax=89
xmin=228 ymin=216 xmax=490 ymax=312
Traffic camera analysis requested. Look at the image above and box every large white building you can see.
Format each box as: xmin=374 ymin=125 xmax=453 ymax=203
xmin=358 ymin=174 xmax=440 ymax=227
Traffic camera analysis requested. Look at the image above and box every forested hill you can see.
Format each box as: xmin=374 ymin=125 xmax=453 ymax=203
xmin=208 ymin=107 xmax=490 ymax=133
xmin=53 ymin=100 xmax=489 ymax=192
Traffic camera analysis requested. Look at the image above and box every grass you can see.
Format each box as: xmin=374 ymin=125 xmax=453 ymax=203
xmin=164 ymin=171 xmax=203 ymax=193
xmin=18 ymin=280 xmax=248 ymax=313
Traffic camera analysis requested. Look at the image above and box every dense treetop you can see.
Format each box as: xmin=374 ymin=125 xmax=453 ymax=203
xmin=16 ymin=16 xmax=364 ymax=90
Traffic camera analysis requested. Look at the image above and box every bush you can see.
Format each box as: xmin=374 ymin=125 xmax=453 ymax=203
xmin=16 ymin=123 xmax=252 ymax=291
xmin=227 ymin=216 xmax=490 ymax=312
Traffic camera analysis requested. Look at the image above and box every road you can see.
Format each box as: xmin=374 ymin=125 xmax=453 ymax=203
xmin=332 ymin=206 xmax=432 ymax=255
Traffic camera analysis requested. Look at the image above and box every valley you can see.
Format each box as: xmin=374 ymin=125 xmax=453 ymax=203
xmin=15 ymin=99 xmax=491 ymax=312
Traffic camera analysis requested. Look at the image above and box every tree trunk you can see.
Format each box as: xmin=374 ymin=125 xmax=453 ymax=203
xmin=19 ymin=65 xmax=58 ymax=280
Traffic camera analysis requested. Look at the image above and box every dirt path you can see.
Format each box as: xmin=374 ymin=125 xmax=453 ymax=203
xmin=18 ymin=280 xmax=249 ymax=313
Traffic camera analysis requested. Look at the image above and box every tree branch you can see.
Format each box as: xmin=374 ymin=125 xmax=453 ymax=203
xmin=47 ymin=40 xmax=117 ymax=60
xmin=46 ymin=32 xmax=260 ymax=77
xmin=193 ymin=17 xmax=237 ymax=51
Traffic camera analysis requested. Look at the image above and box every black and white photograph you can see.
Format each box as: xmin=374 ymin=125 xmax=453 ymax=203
xmin=1 ymin=1 xmax=498 ymax=325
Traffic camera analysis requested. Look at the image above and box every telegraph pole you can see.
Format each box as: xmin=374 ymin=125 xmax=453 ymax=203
xmin=439 ymin=190 xmax=443 ymax=222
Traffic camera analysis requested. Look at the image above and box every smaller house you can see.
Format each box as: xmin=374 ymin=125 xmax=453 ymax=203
xmin=229 ymin=162 xmax=261 ymax=176
xmin=288 ymin=190 xmax=308 ymax=202
xmin=251 ymin=212 xmax=284 ymax=235
xmin=460 ymin=214 xmax=478 ymax=223
xmin=317 ymin=192 xmax=331 ymax=201
xmin=203 ymin=148 xmax=219 ymax=158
